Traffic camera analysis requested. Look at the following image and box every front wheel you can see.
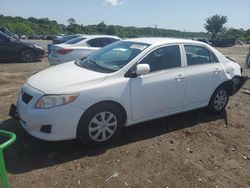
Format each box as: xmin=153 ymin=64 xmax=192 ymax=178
xmin=21 ymin=49 xmax=35 ymax=62
xmin=77 ymin=103 xmax=124 ymax=147
xmin=208 ymin=86 xmax=229 ymax=113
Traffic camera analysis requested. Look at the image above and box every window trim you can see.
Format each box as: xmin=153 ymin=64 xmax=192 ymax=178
xmin=87 ymin=37 xmax=116 ymax=48
xmin=182 ymin=44 xmax=219 ymax=67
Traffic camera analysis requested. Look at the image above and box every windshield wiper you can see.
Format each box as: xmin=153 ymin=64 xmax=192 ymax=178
xmin=88 ymin=59 xmax=113 ymax=73
xmin=75 ymin=58 xmax=93 ymax=70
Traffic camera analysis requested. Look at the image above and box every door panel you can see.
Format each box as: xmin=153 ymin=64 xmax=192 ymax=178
xmin=130 ymin=45 xmax=186 ymax=121
xmin=183 ymin=64 xmax=226 ymax=108
xmin=0 ymin=37 xmax=12 ymax=59
xmin=130 ymin=69 xmax=186 ymax=120
xmin=183 ymin=45 xmax=227 ymax=108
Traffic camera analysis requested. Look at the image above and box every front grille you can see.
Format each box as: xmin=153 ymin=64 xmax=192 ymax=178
xmin=22 ymin=92 xmax=33 ymax=104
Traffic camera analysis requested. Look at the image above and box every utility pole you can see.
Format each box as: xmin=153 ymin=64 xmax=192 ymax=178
xmin=154 ymin=24 xmax=157 ymax=36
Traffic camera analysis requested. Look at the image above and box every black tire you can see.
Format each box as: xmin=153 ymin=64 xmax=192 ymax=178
xmin=21 ymin=49 xmax=35 ymax=62
xmin=77 ymin=102 xmax=125 ymax=147
xmin=208 ymin=86 xmax=229 ymax=113
xmin=246 ymin=53 xmax=250 ymax=68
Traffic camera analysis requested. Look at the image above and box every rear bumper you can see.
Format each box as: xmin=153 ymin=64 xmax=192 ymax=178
xmin=48 ymin=54 xmax=68 ymax=66
xmin=229 ymin=76 xmax=248 ymax=95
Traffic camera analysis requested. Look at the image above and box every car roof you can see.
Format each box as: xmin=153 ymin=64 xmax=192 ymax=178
xmin=125 ymin=37 xmax=205 ymax=45
xmin=80 ymin=35 xmax=121 ymax=40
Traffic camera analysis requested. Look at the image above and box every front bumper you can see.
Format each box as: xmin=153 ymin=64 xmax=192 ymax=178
xmin=9 ymin=83 xmax=84 ymax=141
xmin=34 ymin=49 xmax=45 ymax=60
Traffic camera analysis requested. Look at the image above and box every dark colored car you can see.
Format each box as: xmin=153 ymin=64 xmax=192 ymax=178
xmin=0 ymin=31 xmax=45 ymax=62
xmin=52 ymin=34 xmax=83 ymax=44
xmin=212 ymin=38 xmax=236 ymax=47
xmin=196 ymin=38 xmax=211 ymax=45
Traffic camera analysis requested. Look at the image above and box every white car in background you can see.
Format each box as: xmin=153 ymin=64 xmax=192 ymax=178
xmin=10 ymin=38 xmax=246 ymax=147
xmin=48 ymin=35 xmax=121 ymax=65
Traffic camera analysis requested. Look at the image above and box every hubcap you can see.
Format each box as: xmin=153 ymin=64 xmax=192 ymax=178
xmin=213 ymin=90 xmax=227 ymax=111
xmin=22 ymin=50 xmax=34 ymax=62
xmin=88 ymin=112 xmax=117 ymax=142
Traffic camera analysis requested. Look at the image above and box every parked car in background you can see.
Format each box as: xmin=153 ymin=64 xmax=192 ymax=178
xmin=212 ymin=38 xmax=236 ymax=47
xmin=194 ymin=38 xmax=211 ymax=45
xmin=49 ymin=35 xmax=121 ymax=65
xmin=246 ymin=46 xmax=250 ymax=68
xmin=0 ymin=31 xmax=44 ymax=62
xmin=28 ymin=34 xmax=48 ymax=40
xmin=20 ymin=35 xmax=27 ymax=39
xmin=10 ymin=38 xmax=246 ymax=147
xmin=52 ymin=34 xmax=83 ymax=44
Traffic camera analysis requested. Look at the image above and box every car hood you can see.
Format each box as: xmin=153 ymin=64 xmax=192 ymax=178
xmin=16 ymin=40 xmax=35 ymax=47
xmin=27 ymin=61 xmax=108 ymax=94
xmin=16 ymin=40 xmax=44 ymax=50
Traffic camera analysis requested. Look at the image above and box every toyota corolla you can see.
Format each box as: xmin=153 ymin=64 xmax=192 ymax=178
xmin=10 ymin=38 xmax=246 ymax=147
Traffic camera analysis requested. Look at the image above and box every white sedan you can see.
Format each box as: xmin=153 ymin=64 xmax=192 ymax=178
xmin=10 ymin=38 xmax=246 ymax=147
xmin=48 ymin=35 xmax=121 ymax=65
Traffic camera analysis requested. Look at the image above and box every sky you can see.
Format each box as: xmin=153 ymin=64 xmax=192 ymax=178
xmin=0 ymin=0 xmax=250 ymax=32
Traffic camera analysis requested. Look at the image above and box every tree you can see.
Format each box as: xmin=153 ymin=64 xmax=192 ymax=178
xmin=204 ymin=14 xmax=228 ymax=41
xmin=97 ymin=21 xmax=106 ymax=33
xmin=67 ymin=18 xmax=76 ymax=26
xmin=106 ymin=25 xmax=117 ymax=35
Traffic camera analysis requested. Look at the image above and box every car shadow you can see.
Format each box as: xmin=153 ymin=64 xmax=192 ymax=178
xmin=0 ymin=108 xmax=228 ymax=174
xmin=0 ymin=59 xmax=43 ymax=64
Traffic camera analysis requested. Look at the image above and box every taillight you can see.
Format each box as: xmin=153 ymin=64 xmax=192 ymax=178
xmin=56 ymin=49 xmax=73 ymax=55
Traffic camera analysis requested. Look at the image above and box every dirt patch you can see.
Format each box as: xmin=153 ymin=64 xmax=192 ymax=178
xmin=0 ymin=45 xmax=250 ymax=188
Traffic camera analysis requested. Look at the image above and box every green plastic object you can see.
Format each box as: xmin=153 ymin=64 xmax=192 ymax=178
xmin=0 ymin=130 xmax=16 ymax=188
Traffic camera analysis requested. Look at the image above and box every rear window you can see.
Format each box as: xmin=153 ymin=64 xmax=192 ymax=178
xmin=65 ymin=37 xmax=86 ymax=44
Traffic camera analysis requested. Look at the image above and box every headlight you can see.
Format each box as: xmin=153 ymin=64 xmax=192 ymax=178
xmin=36 ymin=94 xmax=79 ymax=109
xmin=34 ymin=44 xmax=44 ymax=50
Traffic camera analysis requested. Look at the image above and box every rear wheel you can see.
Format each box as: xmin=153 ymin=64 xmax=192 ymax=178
xmin=77 ymin=103 xmax=124 ymax=147
xmin=21 ymin=49 xmax=35 ymax=62
xmin=246 ymin=53 xmax=250 ymax=68
xmin=208 ymin=86 xmax=229 ymax=113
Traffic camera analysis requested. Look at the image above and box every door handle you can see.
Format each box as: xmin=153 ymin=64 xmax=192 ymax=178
xmin=175 ymin=74 xmax=185 ymax=81
xmin=213 ymin=68 xmax=221 ymax=74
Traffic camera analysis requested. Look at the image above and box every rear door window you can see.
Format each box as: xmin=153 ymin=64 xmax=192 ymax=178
xmin=87 ymin=38 xmax=118 ymax=47
xmin=184 ymin=45 xmax=218 ymax=66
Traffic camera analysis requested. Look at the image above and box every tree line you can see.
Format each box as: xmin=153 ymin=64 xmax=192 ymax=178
xmin=0 ymin=15 xmax=208 ymax=39
xmin=0 ymin=14 xmax=249 ymax=41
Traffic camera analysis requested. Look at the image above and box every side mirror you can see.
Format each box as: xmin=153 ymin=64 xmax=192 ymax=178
xmin=136 ymin=64 xmax=150 ymax=76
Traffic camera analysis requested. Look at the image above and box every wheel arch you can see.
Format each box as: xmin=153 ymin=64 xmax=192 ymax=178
xmin=209 ymin=76 xmax=242 ymax=101
xmin=79 ymin=100 xmax=127 ymax=126
xmin=20 ymin=47 xmax=36 ymax=62
xmin=76 ymin=100 xmax=127 ymax=146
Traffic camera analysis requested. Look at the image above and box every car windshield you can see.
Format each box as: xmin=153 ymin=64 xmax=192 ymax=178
xmin=76 ymin=41 xmax=149 ymax=73
xmin=65 ymin=37 xmax=86 ymax=44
